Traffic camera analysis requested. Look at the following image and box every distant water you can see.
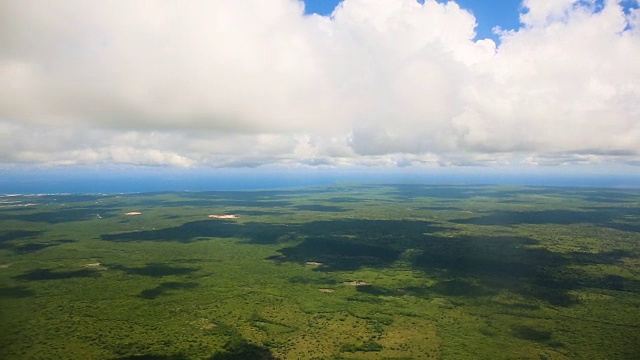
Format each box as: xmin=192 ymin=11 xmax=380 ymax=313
xmin=1 ymin=167 xmax=639 ymax=194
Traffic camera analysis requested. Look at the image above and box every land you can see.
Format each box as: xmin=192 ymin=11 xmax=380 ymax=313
xmin=0 ymin=184 xmax=639 ymax=359
xmin=208 ymin=215 xmax=238 ymax=219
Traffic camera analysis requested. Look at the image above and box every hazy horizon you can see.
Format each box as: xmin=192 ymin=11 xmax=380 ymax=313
xmin=3 ymin=165 xmax=640 ymax=194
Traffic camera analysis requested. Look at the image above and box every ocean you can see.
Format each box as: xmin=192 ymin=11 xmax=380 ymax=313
xmin=1 ymin=167 xmax=639 ymax=194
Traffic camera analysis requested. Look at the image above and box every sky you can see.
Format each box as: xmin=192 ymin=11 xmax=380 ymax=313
xmin=303 ymin=0 xmax=524 ymax=41
xmin=1 ymin=0 xmax=640 ymax=176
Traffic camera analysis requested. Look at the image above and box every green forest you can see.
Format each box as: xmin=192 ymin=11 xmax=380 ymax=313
xmin=1 ymin=184 xmax=639 ymax=359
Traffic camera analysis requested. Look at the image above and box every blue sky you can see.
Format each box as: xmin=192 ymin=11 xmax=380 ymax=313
xmin=453 ymin=0 xmax=522 ymax=40
xmin=303 ymin=0 xmax=523 ymax=41
xmin=303 ymin=0 xmax=638 ymax=41
xmin=0 ymin=0 xmax=639 ymax=180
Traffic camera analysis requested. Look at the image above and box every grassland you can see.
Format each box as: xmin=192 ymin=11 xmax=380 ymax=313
xmin=1 ymin=184 xmax=639 ymax=359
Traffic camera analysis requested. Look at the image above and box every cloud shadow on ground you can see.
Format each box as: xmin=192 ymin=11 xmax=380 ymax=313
xmin=138 ymin=281 xmax=199 ymax=300
xmin=13 ymin=268 xmax=101 ymax=281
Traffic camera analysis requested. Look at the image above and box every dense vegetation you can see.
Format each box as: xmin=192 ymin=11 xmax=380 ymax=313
xmin=1 ymin=184 xmax=639 ymax=359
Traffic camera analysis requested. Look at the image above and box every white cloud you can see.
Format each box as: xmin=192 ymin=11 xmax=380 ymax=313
xmin=456 ymin=0 xmax=640 ymax=157
xmin=0 ymin=0 xmax=639 ymax=169
xmin=520 ymin=0 xmax=578 ymax=26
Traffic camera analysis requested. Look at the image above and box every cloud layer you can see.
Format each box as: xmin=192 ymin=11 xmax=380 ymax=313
xmin=1 ymin=0 xmax=639 ymax=168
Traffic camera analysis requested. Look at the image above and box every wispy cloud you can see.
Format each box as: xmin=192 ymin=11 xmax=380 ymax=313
xmin=0 ymin=0 xmax=638 ymax=168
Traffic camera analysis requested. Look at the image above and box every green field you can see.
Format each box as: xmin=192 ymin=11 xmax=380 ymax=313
xmin=1 ymin=184 xmax=639 ymax=359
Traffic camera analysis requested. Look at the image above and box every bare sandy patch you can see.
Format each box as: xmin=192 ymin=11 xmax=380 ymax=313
xmin=305 ymin=261 xmax=323 ymax=267
xmin=82 ymin=262 xmax=107 ymax=270
xmin=343 ymin=280 xmax=369 ymax=286
xmin=208 ymin=214 xmax=238 ymax=219
xmin=318 ymin=288 xmax=335 ymax=293
xmin=125 ymin=212 xmax=142 ymax=216
xmin=0 ymin=264 xmax=10 ymax=269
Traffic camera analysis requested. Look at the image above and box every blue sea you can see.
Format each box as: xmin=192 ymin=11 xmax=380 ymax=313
xmin=1 ymin=166 xmax=639 ymax=194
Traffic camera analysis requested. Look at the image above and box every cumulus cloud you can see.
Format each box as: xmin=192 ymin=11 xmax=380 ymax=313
xmin=0 ymin=0 xmax=638 ymax=168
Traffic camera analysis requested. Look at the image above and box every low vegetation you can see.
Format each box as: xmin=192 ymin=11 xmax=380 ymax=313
xmin=1 ymin=184 xmax=639 ymax=359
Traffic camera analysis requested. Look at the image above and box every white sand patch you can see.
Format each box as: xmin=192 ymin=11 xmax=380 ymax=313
xmin=82 ymin=262 xmax=107 ymax=270
xmin=305 ymin=261 xmax=324 ymax=267
xmin=208 ymin=214 xmax=238 ymax=219
xmin=343 ymin=281 xmax=369 ymax=286
xmin=125 ymin=212 xmax=142 ymax=216
xmin=0 ymin=264 xmax=10 ymax=269
xmin=318 ymin=288 xmax=335 ymax=293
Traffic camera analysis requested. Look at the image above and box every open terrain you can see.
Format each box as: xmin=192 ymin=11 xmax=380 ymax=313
xmin=1 ymin=184 xmax=639 ymax=359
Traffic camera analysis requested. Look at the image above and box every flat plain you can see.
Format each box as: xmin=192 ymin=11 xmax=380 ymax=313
xmin=1 ymin=184 xmax=639 ymax=359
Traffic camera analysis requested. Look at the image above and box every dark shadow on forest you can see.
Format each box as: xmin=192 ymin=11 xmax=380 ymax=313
xmin=13 ymin=268 xmax=101 ymax=281
xmin=276 ymin=219 xmax=447 ymax=271
xmin=275 ymin=220 xmax=635 ymax=306
xmin=0 ymin=285 xmax=36 ymax=298
xmin=138 ymin=281 xmax=199 ymax=300
xmin=13 ymin=242 xmax=57 ymax=253
xmin=0 ymin=207 xmax=119 ymax=224
xmin=415 ymin=238 xmax=638 ymax=304
xmin=279 ymin=236 xmax=400 ymax=271
xmin=113 ymin=263 xmax=199 ymax=277
xmin=452 ymin=208 xmax=640 ymax=233
xmin=101 ymin=216 xmax=638 ymax=306
xmin=512 ymin=325 xmax=551 ymax=342
xmin=511 ymin=324 xmax=566 ymax=348
xmin=12 ymin=239 xmax=75 ymax=254
xmin=0 ymin=230 xmax=43 ymax=249
xmin=101 ymin=220 xmax=290 ymax=244
xmin=411 ymin=235 xmax=582 ymax=306
xmin=586 ymin=274 xmax=640 ymax=293
xmin=101 ymin=220 xmax=243 ymax=243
